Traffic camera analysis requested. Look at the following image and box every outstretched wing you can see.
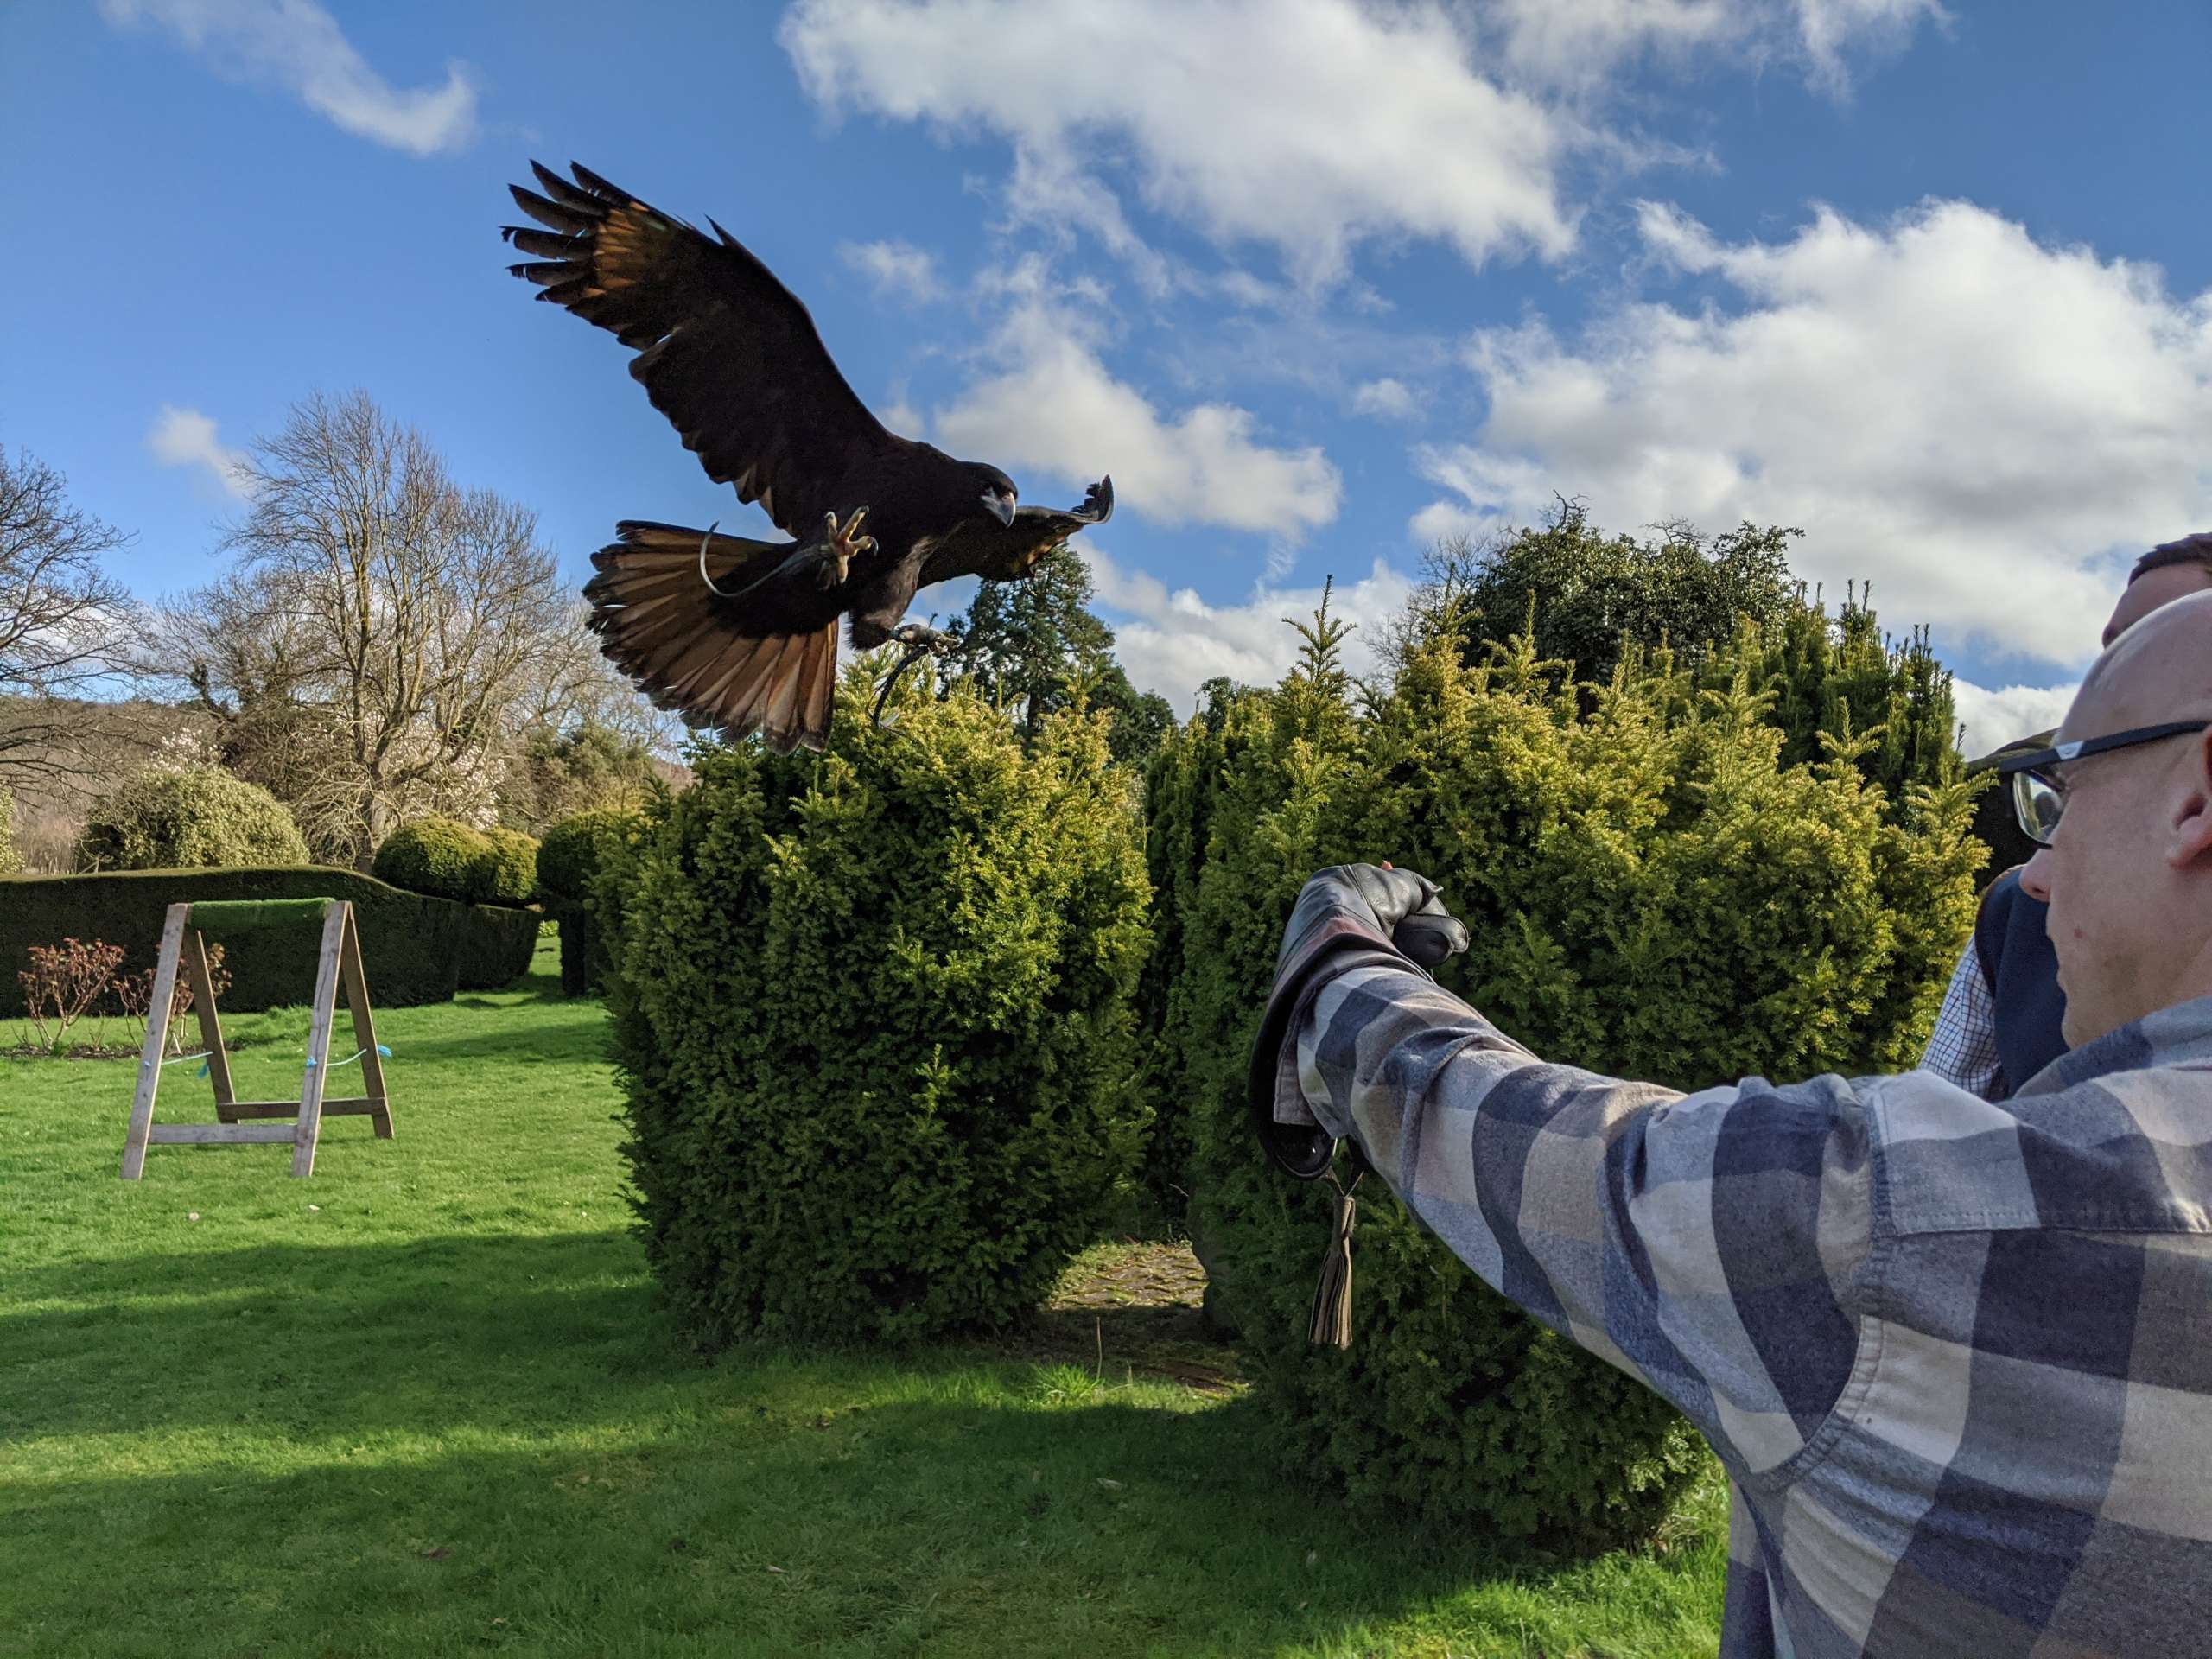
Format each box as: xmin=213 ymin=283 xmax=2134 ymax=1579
xmin=504 ymin=161 xmax=897 ymax=538
xmin=919 ymin=476 xmax=1116 ymax=587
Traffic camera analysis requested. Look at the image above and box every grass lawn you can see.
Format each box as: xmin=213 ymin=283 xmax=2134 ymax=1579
xmin=2 ymin=938 xmax=1727 ymax=1658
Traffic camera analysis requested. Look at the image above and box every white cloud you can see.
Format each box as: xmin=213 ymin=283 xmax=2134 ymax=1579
xmin=931 ymin=265 xmax=1340 ymax=539
xmin=1003 ymin=144 xmax=1175 ymax=300
xmin=1352 ymin=378 xmax=1421 ymax=422
xmin=1484 ymin=0 xmax=1742 ymax=86
xmin=1951 ymin=678 xmax=2075 ymax=760
xmin=99 ymin=0 xmax=475 ymax=156
xmin=1415 ymin=200 xmax=2212 ymax=671
xmin=780 ymin=0 xmax=1579 ymax=287
xmin=1481 ymin=0 xmax=1945 ymax=89
xmin=1791 ymin=0 xmax=1948 ymax=90
xmin=838 ymin=238 xmax=945 ymax=303
xmin=149 ymin=405 xmax=253 ymax=501
xmin=1085 ymin=544 xmax=1415 ymax=709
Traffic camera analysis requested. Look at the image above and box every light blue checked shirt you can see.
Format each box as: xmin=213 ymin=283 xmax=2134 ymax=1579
xmin=1267 ymin=879 xmax=2212 ymax=1657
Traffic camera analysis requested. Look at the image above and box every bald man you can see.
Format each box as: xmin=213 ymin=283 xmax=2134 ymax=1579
xmin=1253 ymin=593 xmax=2212 ymax=1657
xmin=1924 ymin=531 xmax=2212 ymax=1099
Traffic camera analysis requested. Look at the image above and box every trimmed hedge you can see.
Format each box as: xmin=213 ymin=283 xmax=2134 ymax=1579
xmin=457 ymin=901 xmax=542 ymax=991
xmin=0 ymin=866 xmax=467 ymax=1016
xmin=603 ymin=677 xmax=1151 ymax=1349
xmin=537 ymin=810 xmax=643 ymax=997
xmin=77 ymin=765 xmax=308 ymax=871
xmin=372 ymin=817 xmax=492 ymax=904
xmin=478 ymin=829 xmax=541 ymax=906
xmin=1145 ymin=625 xmax=1986 ymax=1548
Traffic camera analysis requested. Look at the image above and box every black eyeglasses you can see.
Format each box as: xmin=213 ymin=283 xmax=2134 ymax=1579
xmin=1995 ymin=721 xmax=2211 ymax=845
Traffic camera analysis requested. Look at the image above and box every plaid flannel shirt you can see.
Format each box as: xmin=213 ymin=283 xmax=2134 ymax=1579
xmin=1919 ymin=941 xmax=2006 ymax=1103
xmin=1268 ymin=893 xmax=2212 ymax=1657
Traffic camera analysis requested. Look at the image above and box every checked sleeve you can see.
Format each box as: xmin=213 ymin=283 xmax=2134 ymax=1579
xmin=1268 ymin=926 xmax=1880 ymax=1478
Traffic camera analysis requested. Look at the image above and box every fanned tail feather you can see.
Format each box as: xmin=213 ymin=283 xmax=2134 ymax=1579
xmin=584 ymin=522 xmax=839 ymax=753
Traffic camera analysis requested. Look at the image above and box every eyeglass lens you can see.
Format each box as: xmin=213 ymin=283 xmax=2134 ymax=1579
xmin=2012 ymin=770 xmax=2063 ymax=845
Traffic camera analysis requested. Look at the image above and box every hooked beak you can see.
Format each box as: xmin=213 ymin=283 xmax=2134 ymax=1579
xmin=981 ymin=488 xmax=1016 ymax=527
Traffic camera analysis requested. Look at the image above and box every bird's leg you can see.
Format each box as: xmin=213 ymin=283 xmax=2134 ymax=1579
xmin=804 ymin=507 xmax=874 ymax=590
xmin=871 ymin=621 xmax=957 ymax=728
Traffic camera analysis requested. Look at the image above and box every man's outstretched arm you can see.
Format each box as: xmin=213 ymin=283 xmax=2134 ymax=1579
xmin=1260 ymin=867 xmax=1878 ymax=1478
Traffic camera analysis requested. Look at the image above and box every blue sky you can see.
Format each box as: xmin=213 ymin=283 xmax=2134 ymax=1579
xmin=4 ymin=0 xmax=2209 ymax=752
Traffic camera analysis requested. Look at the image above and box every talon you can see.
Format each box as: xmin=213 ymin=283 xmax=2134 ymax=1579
xmin=890 ymin=622 xmax=954 ymax=652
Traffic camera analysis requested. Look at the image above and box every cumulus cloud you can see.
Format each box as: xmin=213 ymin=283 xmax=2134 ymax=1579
xmin=931 ymin=266 xmax=1340 ymax=540
xmin=1084 ymin=544 xmax=1415 ymax=709
xmin=1951 ymin=678 xmax=2076 ymax=760
xmin=1414 ymin=200 xmax=2212 ymax=671
xmin=780 ymin=0 xmax=1578 ymax=287
xmin=149 ymin=405 xmax=254 ymax=501
xmin=1352 ymin=378 xmax=1422 ymax=422
xmin=99 ymin=0 xmax=474 ymax=156
xmin=839 ymin=238 xmax=945 ymax=303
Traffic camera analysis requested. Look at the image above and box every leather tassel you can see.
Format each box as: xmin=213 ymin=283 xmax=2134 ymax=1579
xmin=1308 ymin=1169 xmax=1363 ymax=1349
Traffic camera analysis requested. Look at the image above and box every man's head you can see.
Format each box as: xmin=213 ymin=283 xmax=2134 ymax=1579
xmin=2102 ymin=532 xmax=2212 ymax=647
xmin=2019 ymin=590 xmax=2212 ymax=1046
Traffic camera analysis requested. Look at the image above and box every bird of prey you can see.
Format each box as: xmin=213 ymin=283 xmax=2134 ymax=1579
xmin=502 ymin=161 xmax=1115 ymax=753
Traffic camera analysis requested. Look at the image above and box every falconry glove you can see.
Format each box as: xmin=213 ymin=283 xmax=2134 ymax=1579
xmin=1246 ymin=864 xmax=1470 ymax=1345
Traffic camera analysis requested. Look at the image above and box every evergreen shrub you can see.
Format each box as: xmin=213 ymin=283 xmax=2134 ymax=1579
xmin=538 ymin=809 xmax=644 ymax=996
xmin=476 ymin=827 xmax=541 ymax=906
xmin=372 ymin=817 xmax=493 ymax=903
xmin=604 ymin=676 xmax=1151 ymax=1349
xmin=77 ymin=765 xmax=309 ymax=871
xmin=1150 ymin=613 xmax=1986 ymax=1548
xmin=0 ymin=786 xmax=19 ymax=875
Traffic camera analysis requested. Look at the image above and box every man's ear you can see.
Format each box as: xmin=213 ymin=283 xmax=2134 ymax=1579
xmin=2168 ymin=728 xmax=2212 ymax=868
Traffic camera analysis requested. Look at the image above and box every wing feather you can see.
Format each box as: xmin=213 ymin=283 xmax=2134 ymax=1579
xmin=918 ymin=476 xmax=1116 ymax=587
xmin=502 ymin=161 xmax=899 ymax=537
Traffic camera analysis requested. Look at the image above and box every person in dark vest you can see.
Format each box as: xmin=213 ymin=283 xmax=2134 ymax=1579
xmin=1922 ymin=531 xmax=2212 ymax=1098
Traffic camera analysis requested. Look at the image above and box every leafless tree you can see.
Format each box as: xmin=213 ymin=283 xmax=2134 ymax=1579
xmin=0 ymin=447 xmax=137 ymax=783
xmin=166 ymin=391 xmax=588 ymax=866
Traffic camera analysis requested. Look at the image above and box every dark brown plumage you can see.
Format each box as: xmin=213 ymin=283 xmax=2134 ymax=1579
xmin=502 ymin=161 xmax=1113 ymax=752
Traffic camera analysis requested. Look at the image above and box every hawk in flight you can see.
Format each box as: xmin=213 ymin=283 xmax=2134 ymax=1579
xmin=504 ymin=161 xmax=1113 ymax=752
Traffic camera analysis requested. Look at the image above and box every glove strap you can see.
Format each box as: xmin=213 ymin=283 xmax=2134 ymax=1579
xmin=1308 ymin=1160 xmax=1366 ymax=1350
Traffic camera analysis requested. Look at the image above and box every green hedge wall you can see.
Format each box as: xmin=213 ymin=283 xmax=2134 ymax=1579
xmin=0 ymin=866 xmax=483 ymax=1015
xmin=537 ymin=810 xmax=645 ymax=998
xmin=457 ymin=902 xmax=542 ymax=991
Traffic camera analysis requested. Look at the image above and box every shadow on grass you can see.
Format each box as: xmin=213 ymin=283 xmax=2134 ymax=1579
xmin=369 ymin=1009 xmax=613 ymax=1069
xmin=5 ymin=1234 xmax=1723 ymax=1655
xmin=3 ymin=1246 xmax=1712 ymax=1658
xmin=7 ymin=1404 xmax=1699 ymax=1659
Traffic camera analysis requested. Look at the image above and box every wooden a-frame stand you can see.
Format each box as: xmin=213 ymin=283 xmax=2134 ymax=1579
xmin=120 ymin=899 xmax=393 ymax=1180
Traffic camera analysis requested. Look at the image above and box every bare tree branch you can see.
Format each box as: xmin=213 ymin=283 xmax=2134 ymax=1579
xmin=143 ymin=391 xmax=680 ymax=864
xmin=0 ymin=447 xmax=140 ymax=782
